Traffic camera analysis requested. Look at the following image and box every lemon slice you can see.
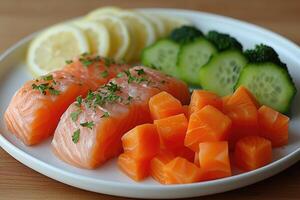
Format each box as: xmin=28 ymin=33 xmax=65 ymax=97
xmin=89 ymin=15 xmax=130 ymax=60
xmin=86 ymin=6 xmax=122 ymax=19
xmin=72 ymin=20 xmax=110 ymax=56
xmin=136 ymin=11 xmax=165 ymax=39
xmin=27 ymin=24 xmax=89 ymax=76
xmin=117 ymin=11 xmax=156 ymax=61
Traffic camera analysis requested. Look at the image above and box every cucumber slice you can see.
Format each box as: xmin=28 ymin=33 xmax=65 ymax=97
xmin=141 ymin=39 xmax=180 ymax=77
xmin=199 ymin=50 xmax=248 ymax=96
xmin=177 ymin=37 xmax=217 ymax=85
xmin=235 ymin=62 xmax=296 ymax=114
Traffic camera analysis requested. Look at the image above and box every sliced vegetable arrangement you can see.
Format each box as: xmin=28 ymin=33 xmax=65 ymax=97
xmin=118 ymin=87 xmax=290 ymax=184
xmin=27 ymin=7 xmax=192 ymax=77
xmin=142 ymin=26 xmax=296 ymax=114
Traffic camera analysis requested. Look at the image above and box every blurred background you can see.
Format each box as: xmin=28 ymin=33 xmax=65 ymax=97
xmin=0 ymin=0 xmax=299 ymax=200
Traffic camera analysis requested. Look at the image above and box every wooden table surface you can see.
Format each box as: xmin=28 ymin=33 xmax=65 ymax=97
xmin=0 ymin=0 xmax=299 ymax=199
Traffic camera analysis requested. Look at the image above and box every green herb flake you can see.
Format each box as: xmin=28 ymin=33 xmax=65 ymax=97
xmin=101 ymin=70 xmax=109 ymax=78
xmin=72 ymin=129 xmax=80 ymax=143
xmin=42 ymin=74 xmax=53 ymax=81
xmin=135 ymin=68 xmax=145 ymax=75
xmin=116 ymin=72 xmax=123 ymax=78
xmin=80 ymin=121 xmax=94 ymax=129
xmin=65 ymin=60 xmax=73 ymax=64
xmin=70 ymin=110 xmax=82 ymax=122
xmin=75 ymin=96 xmax=83 ymax=107
xmin=104 ymin=57 xmax=114 ymax=67
xmin=79 ymin=58 xmax=93 ymax=67
xmin=49 ymin=88 xmax=60 ymax=95
xmin=101 ymin=112 xmax=110 ymax=118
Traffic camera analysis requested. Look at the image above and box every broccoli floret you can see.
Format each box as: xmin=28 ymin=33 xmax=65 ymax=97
xmin=206 ymin=30 xmax=243 ymax=51
xmin=244 ymin=44 xmax=286 ymax=67
xmin=170 ymin=26 xmax=203 ymax=44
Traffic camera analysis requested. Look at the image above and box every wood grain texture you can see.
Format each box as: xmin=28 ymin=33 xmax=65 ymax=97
xmin=0 ymin=0 xmax=299 ymax=199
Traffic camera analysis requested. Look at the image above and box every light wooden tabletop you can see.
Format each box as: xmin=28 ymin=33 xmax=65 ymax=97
xmin=0 ymin=0 xmax=299 ymax=199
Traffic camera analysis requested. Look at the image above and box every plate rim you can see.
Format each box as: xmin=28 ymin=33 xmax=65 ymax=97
xmin=1 ymin=7 xmax=300 ymax=198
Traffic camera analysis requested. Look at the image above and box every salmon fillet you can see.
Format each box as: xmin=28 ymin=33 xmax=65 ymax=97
xmin=52 ymin=66 xmax=190 ymax=169
xmin=4 ymin=55 xmax=128 ymax=145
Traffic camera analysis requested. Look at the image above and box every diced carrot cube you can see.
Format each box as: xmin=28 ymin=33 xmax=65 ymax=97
xmin=223 ymin=86 xmax=259 ymax=148
xmin=189 ymin=90 xmax=223 ymax=116
xmin=118 ymin=153 xmax=150 ymax=181
xmin=198 ymin=141 xmax=231 ymax=180
xmin=184 ymin=105 xmax=232 ymax=152
xmin=182 ymin=105 xmax=189 ymax=118
xmin=150 ymin=150 xmax=175 ymax=184
xmin=235 ymin=136 xmax=272 ymax=171
xmin=149 ymin=91 xmax=183 ymax=120
xmin=164 ymin=157 xmax=202 ymax=184
xmin=154 ymin=114 xmax=188 ymax=151
xmin=122 ymin=124 xmax=160 ymax=161
xmin=258 ymin=105 xmax=289 ymax=147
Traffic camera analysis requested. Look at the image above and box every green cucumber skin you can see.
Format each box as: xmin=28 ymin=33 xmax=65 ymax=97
xmin=141 ymin=39 xmax=180 ymax=78
xmin=177 ymin=37 xmax=217 ymax=85
xmin=199 ymin=50 xmax=248 ymax=96
xmin=235 ymin=62 xmax=297 ymax=114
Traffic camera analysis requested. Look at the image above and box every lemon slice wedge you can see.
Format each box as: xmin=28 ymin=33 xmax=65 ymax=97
xmin=136 ymin=11 xmax=165 ymax=39
xmin=86 ymin=6 xmax=122 ymax=19
xmin=89 ymin=15 xmax=130 ymax=60
xmin=72 ymin=20 xmax=110 ymax=56
xmin=158 ymin=15 xmax=193 ymax=36
xmin=27 ymin=24 xmax=89 ymax=76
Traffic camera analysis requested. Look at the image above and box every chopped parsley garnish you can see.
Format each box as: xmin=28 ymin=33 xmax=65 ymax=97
xmin=79 ymin=58 xmax=93 ymax=67
xmin=101 ymin=112 xmax=110 ymax=118
xmin=65 ymin=60 xmax=73 ymax=64
xmin=72 ymin=129 xmax=80 ymax=143
xmin=116 ymin=72 xmax=123 ymax=78
xmin=75 ymin=96 xmax=83 ymax=107
xmin=80 ymin=121 xmax=94 ymax=129
xmin=101 ymin=70 xmax=109 ymax=78
xmin=104 ymin=82 xmax=121 ymax=93
xmin=32 ymin=82 xmax=60 ymax=96
xmin=70 ymin=110 xmax=82 ymax=122
xmin=42 ymin=74 xmax=53 ymax=81
xmin=135 ymin=68 xmax=145 ymax=75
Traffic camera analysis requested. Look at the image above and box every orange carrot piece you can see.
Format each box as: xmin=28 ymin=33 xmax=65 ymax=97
xmin=118 ymin=153 xmax=150 ymax=181
xmin=173 ymin=146 xmax=195 ymax=162
xmin=235 ymin=136 xmax=272 ymax=171
xmin=194 ymin=152 xmax=199 ymax=167
xmin=184 ymin=105 xmax=232 ymax=152
xmin=150 ymin=150 xmax=175 ymax=184
xmin=149 ymin=91 xmax=183 ymax=120
xmin=258 ymin=105 xmax=289 ymax=147
xmin=164 ymin=157 xmax=202 ymax=184
xmin=122 ymin=124 xmax=160 ymax=161
xmin=198 ymin=141 xmax=231 ymax=180
xmin=189 ymin=90 xmax=223 ymax=116
xmin=223 ymin=86 xmax=259 ymax=148
xmin=154 ymin=114 xmax=188 ymax=151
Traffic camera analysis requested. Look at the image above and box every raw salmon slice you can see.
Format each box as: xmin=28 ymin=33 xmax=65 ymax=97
xmin=4 ymin=71 xmax=90 ymax=145
xmin=51 ymin=66 xmax=190 ymax=169
xmin=4 ymin=55 xmax=129 ymax=145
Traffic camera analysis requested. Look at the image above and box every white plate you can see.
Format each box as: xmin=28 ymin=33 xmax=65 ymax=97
xmin=0 ymin=8 xmax=300 ymax=199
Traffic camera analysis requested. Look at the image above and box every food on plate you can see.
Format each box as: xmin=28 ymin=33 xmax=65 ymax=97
xmin=27 ymin=24 xmax=89 ymax=76
xmin=27 ymin=7 xmax=192 ymax=77
xmin=4 ymin=55 xmax=128 ymax=145
xmin=234 ymin=136 xmax=272 ymax=171
xmin=236 ymin=44 xmax=297 ymax=114
xmin=197 ymin=141 xmax=231 ymax=180
xmin=51 ymin=66 xmax=190 ymax=169
xmin=154 ymin=114 xmax=188 ymax=151
xmin=223 ymin=86 xmax=259 ymax=148
xmin=258 ymin=105 xmax=289 ymax=147
xmin=116 ymin=87 xmax=290 ymax=184
xmin=164 ymin=157 xmax=202 ymax=184
xmin=184 ymin=105 xmax=232 ymax=152
xmin=71 ymin=20 xmax=110 ymax=56
xmin=149 ymin=91 xmax=184 ymax=120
